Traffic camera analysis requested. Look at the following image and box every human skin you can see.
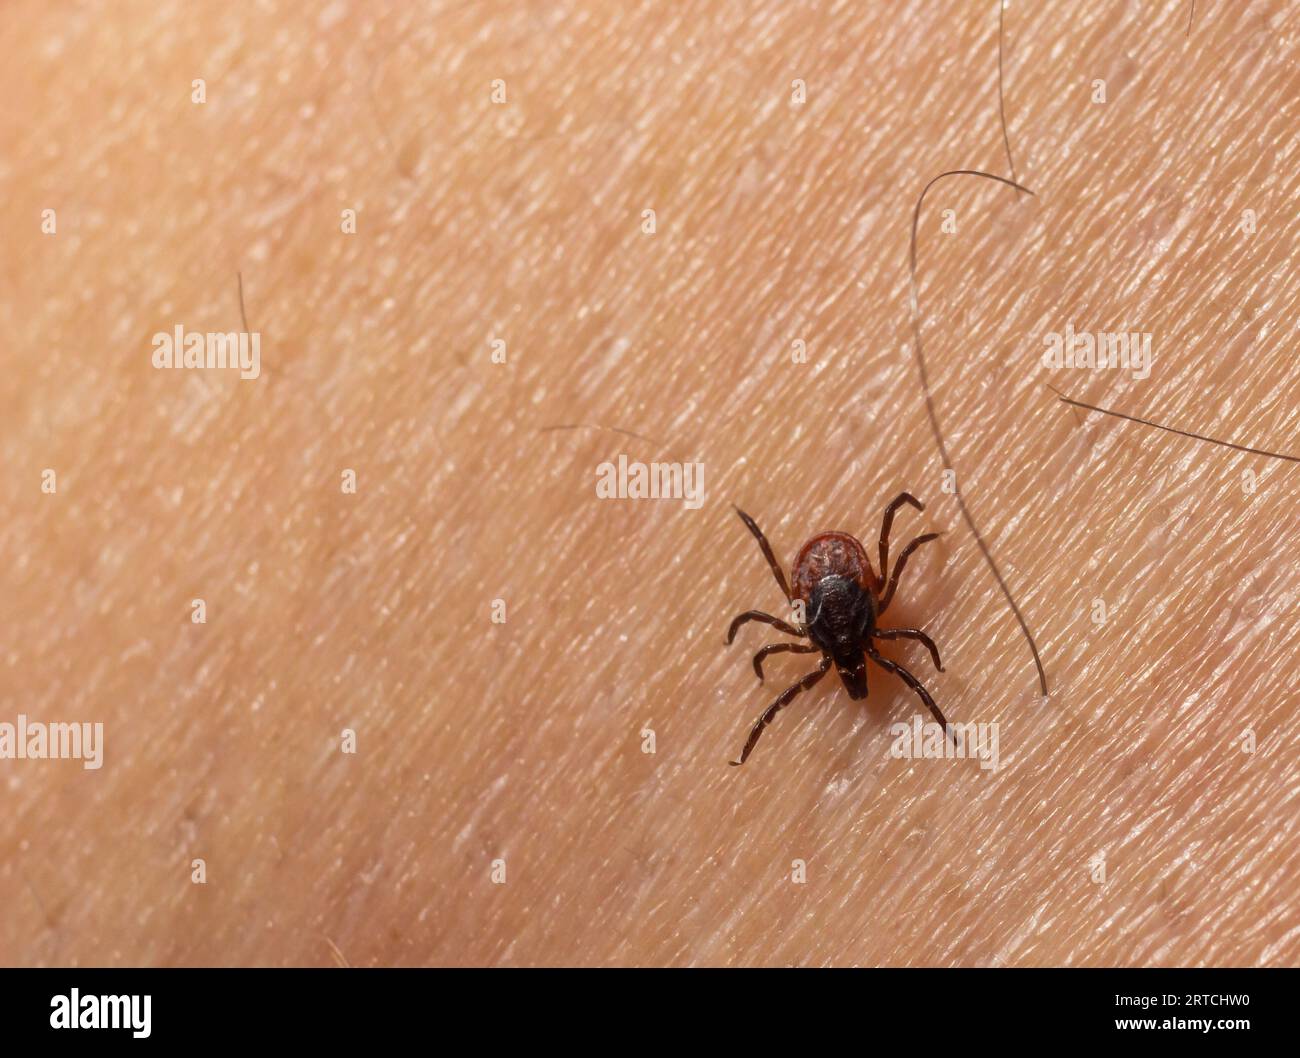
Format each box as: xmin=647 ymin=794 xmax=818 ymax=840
xmin=1 ymin=0 xmax=1297 ymax=967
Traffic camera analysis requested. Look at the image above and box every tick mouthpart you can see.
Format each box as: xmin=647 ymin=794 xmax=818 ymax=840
xmin=837 ymin=659 xmax=869 ymax=700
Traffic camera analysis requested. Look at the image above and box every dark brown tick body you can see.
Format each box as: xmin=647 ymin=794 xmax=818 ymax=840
xmin=726 ymin=493 xmax=948 ymax=766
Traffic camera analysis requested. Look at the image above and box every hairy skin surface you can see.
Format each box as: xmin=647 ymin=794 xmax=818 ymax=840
xmin=1 ymin=1 xmax=1297 ymax=966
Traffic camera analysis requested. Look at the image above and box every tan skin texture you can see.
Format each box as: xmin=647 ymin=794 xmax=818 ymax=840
xmin=1 ymin=1 xmax=1297 ymax=967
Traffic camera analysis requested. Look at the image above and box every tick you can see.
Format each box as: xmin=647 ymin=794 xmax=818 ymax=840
xmin=725 ymin=493 xmax=948 ymax=766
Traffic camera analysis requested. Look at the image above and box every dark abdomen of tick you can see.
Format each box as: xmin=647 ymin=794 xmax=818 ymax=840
xmin=792 ymin=533 xmax=877 ymax=698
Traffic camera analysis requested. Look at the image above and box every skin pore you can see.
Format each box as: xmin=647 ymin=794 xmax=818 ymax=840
xmin=1 ymin=0 xmax=1297 ymax=966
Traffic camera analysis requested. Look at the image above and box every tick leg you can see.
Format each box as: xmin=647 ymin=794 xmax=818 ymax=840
xmin=733 ymin=506 xmax=793 ymax=603
xmin=877 ymin=492 xmax=924 ymax=590
xmin=726 ymin=610 xmax=804 ymax=645
xmin=877 ymin=532 xmax=941 ymax=613
xmin=730 ymin=655 xmax=832 ymax=766
xmin=865 ymin=643 xmax=955 ymax=744
xmin=871 ymin=627 xmax=943 ymax=671
xmin=752 ymin=641 xmax=819 ymax=682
